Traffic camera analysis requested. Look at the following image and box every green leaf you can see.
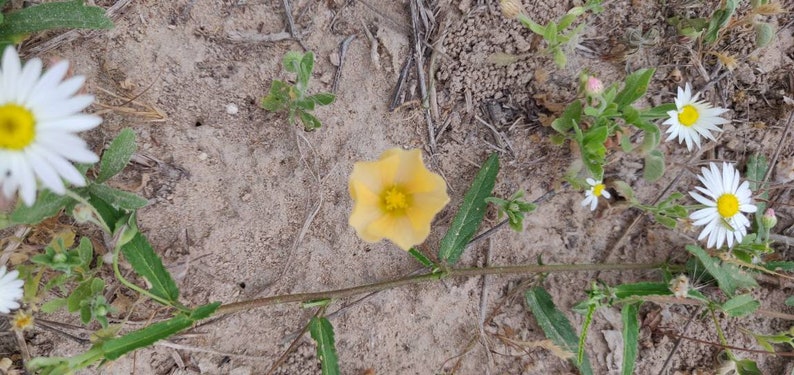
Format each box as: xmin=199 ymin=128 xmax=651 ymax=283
xmin=102 ymin=314 xmax=193 ymax=360
xmin=746 ymin=154 xmax=768 ymax=192
xmin=67 ymin=278 xmax=96 ymax=313
xmin=438 ymin=153 xmax=499 ymax=265
xmin=754 ymin=22 xmax=775 ymax=48
xmin=41 ymin=298 xmax=68 ymax=314
xmin=621 ymin=302 xmax=640 ymax=375
xmin=87 ymin=192 xmax=123 ymax=233
xmin=704 ymin=0 xmax=737 ymax=44
xmin=261 ymin=80 xmax=290 ymax=112
xmin=525 ymin=287 xmax=593 ymax=375
xmin=0 ymin=0 xmax=113 ymax=41
xmin=552 ymin=48 xmax=567 ymax=68
xmin=721 ymin=294 xmax=760 ymax=317
xmin=297 ymin=51 xmax=315 ymax=92
xmin=519 ymin=16 xmax=546 ymax=36
xmin=298 ymin=110 xmax=322 ymax=131
xmin=282 ymin=51 xmax=302 ymax=73
xmin=310 ymin=92 xmax=335 ymax=106
xmin=685 ymin=245 xmax=758 ymax=296
xmin=294 ymin=98 xmax=316 ymax=111
xmin=97 ymin=128 xmax=137 ymax=183
xmin=786 ymin=296 xmax=794 ymax=306
xmin=543 ymin=21 xmax=558 ymax=42
xmin=309 ymin=317 xmax=340 ymax=375
xmin=190 ymin=302 xmax=221 ymax=320
xmin=643 ymin=149 xmax=665 ymax=182
xmin=88 ymin=184 xmax=148 ymax=210
xmin=765 ymin=261 xmax=794 ymax=272
xmin=614 ymin=282 xmax=672 ymax=300
xmin=615 ymin=69 xmax=655 ymax=109
xmin=612 ymin=180 xmax=635 ymax=202
xmin=9 ymin=190 xmax=73 ymax=225
xmin=735 ymin=359 xmax=762 ymax=375
xmin=551 ymin=101 xmax=582 ymax=135
xmin=408 ymin=248 xmax=436 ymax=268
xmin=654 ymin=214 xmax=677 ymax=229
xmin=640 ymin=103 xmax=677 ymax=120
xmin=120 ymin=233 xmax=180 ymax=305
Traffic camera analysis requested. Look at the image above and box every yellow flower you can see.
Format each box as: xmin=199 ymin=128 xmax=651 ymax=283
xmin=349 ymin=148 xmax=450 ymax=250
xmin=11 ymin=310 xmax=33 ymax=331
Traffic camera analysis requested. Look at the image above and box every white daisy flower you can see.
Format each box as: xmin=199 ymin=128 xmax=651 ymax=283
xmin=581 ymin=178 xmax=610 ymax=211
xmin=689 ymin=162 xmax=757 ymax=249
xmin=662 ymin=83 xmax=729 ymax=151
xmin=0 ymin=46 xmax=101 ymax=206
xmin=0 ymin=266 xmax=23 ymax=313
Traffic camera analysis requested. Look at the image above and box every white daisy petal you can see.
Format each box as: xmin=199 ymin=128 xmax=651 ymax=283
xmin=688 ymin=162 xmax=757 ymax=249
xmin=0 ymin=46 xmax=100 ymax=205
xmin=0 ymin=267 xmax=24 ymax=314
xmin=663 ymin=83 xmax=729 ymax=151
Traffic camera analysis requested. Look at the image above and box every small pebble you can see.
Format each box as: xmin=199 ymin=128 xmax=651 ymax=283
xmin=198 ymin=152 xmax=208 ymax=161
xmin=226 ymin=103 xmax=239 ymax=115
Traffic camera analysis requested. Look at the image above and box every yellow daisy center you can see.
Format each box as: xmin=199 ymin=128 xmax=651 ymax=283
xmin=382 ymin=186 xmax=410 ymax=212
xmin=716 ymin=193 xmax=739 ymax=218
xmin=677 ymin=105 xmax=700 ymax=127
xmin=0 ymin=104 xmax=36 ymax=150
xmin=593 ymin=183 xmax=605 ymax=197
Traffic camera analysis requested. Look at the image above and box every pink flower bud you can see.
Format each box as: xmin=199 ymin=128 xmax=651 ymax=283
xmin=585 ymin=76 xmax=604 ymax=96
xmin=762 ymin=208 xmax=777 ymax=229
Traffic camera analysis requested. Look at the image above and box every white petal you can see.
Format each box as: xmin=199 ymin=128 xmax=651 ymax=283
xmin=37 ymin=114 xmax=102 ymax=132
xmin=35 ymin=95 xmax=95 ymax=120
xmin=15 ymin=57 xmax=43 ymax=103
xmin=26 ymin=150 xmax=65 ymax=194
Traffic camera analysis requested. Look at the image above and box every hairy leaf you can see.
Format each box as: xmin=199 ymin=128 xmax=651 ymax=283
xmin=525 ymin=287 xmax=593 ymax=375
xmin=120 ymin=233 xmax=180 ymax=305
xmin=615 ymin=69 xmax=655 ymax=109
xmin=621 ymin=302 xmax=640 ymax=375
xmin=438 ymin=153 xmax=499 ymax=265
xmin=9 ymin=190 xmax=73 ymax=225
xmin=309 ymin=317 xmax=340 ymax=375
xmin=102 ymin=314 xmax=193 ymax=360
xmin=721 ymin=294 xmax=760 ymax=317
xmin=97 ymin=128 xmax=137 ymax=183
xmin=0 ymin=0 xmax=112 ymax=41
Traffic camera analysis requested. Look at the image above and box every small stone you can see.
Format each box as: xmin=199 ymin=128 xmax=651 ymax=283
xmin=230 ymin=367 xmax=252 ymax=375
xmin=225 ymin=103 xmax=239 ymax=115
xmin=329 ymin=52 xmax=340 ymax=67
xmin=198 ymin=152 xmax=208 ymax=161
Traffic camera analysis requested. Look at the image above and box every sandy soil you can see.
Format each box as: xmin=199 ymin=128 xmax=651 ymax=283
xmin=4 ymin=0 xmax=794 ymax=374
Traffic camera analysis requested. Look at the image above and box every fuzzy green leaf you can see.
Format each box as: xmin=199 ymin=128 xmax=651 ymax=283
xmin=310 ymin=92 xmax=335 ymax=106
xmin=551 ymin=101 xmax=582 ymax=135
xmin=640 ymin=103 xmax=676 ymax=120
xmin=261 ymin=80 xmax=291 ymax=112
xmin=0 ymin=0 xmax=113 ymax=42
xmin=525 ymin=287 xmax=593 ymax=375
xmin=615 ymin=69 xmax=655 ymax=109
xmin=309 ymin=317 xmax=340 ymax=375
xmin=97 ymin=128 xmax=137 ymax=183
xmin=297 ymin=51 xmax=315 ymax=92
xmin=120 ymin=233 xmax=180 ymax=305
xmin=721 ymin=294 xmax=760 ymax=317
xmin=786 ymin=296 xmax=794 ymax=306
xmin=9 ymin=190 xmax=73 ymax=225
xmin=754 ymin=22 xmax=775 ymax=48
xmin=643 ymin=150 xmax=665 ymax=182
xmin=408 ymin=248 xmax=436 ymax=268
xmin=298 ymin=111 xmax=322 ymax=131
xmin=735 ymin=359 xmax=762 ymax=375
xmin=685 ymin=245 xmax=757 ymax=296
xmin=102 ymin=314 xmax=193 ymax=360
xmin=88 ymin=184 xmax=148 ymax=210
xmin=704 ymin=0 xmax=737 ymax=44
xmin=621 ymin=302 xmax=640 ymax=375
xmin=190 ymin=302 xmax=221 ymax=320
xmin=41 ymin=298 xmax=67 ymax=314
xmin=282 ymin=51 xmax=302 ymax=73
xmin=614 ymin=282 xmax=672 ymax=300
xmin=438 ymin=153 xmax=499 ymax=265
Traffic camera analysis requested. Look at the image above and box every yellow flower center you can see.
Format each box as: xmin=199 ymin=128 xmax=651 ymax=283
xmin=12 ymin=311 xmax=34 ymax=331
xmin=716 ymin=193 xmax=739 ymax=218
xmin=593 ymin=183 xmax=605 ymax=197
xmin=677 ymin=105 xmax=699 ymax=127
xmin=382 ymin=186 xmax=410 ymax=212
xmin=0 ymin=104 xmax=35 ymax=150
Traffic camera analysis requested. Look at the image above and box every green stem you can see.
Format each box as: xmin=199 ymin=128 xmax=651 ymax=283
xmin=710 ymin=306 xmax=736 ymax=360
xmin=63 ymin=189 xmax=111 ymax=233
xmin=216 ymin=261 xmax=664 ymax=316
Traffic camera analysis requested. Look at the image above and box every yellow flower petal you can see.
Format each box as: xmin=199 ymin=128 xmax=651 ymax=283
xmin=348 ymin=148 xmax=449 ymax=250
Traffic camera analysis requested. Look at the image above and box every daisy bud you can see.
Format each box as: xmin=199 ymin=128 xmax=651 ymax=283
xmin=500 ymin=0 xmax=523 ymax=19
xmin=585 ymin=76 xmax=604 ymax=96
xmin=761 ymin=208 xmax=777 ymax=230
